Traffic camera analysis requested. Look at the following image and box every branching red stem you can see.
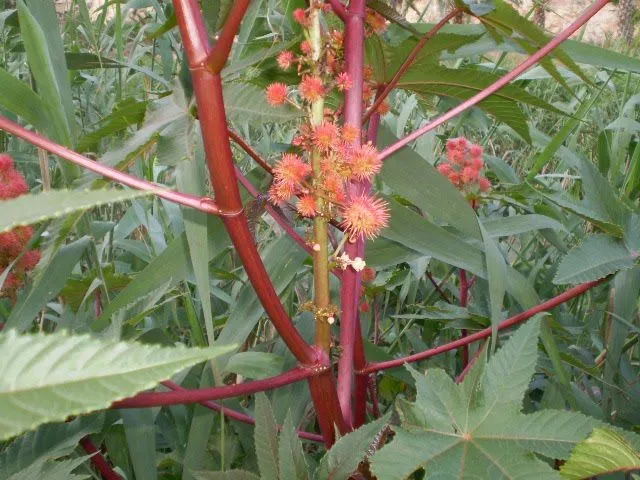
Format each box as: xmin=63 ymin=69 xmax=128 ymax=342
xmin=362 ymin=8 xmax=462 ymax=123
xmin=173 ymin=0 xmax=315 ymax=364
xmin=111 ymin=366 xmax=319 ymax=408
xmin=162 ymin=380 xmax=324 ymax=442
xmin=79 ymin=437 xmax=122 ymax=480
xmin=207 ymin=0 xmax=251 ymax=72
xmin=379 ymin=0 xmax=612 ymax=160
xmin=0 ymin=115 xmax=223 ymax=215
xmin=359 ymin=278 xmax=607 ymax=374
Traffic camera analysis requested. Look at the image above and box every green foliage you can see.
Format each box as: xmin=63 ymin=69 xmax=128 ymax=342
xmin=370 ymin=318 xmax=600 ymax=479
xmin=0 ymin=330 xmax=233 ymax=440
xmin=560 ymin=428 xmax=640 ymax=479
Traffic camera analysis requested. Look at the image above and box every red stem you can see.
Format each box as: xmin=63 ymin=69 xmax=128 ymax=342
xmin=359 ymin=278 xmax=606 ymax=374
xmin=327 ymin=0 xmax=347 ymax=21
xmin=0 ymin=115 xmax=224 ymax=216
xmin=173 ymin=0 xmax=346 ymax=445
xmin=337 ymin=0 xmax=367 ymax=428
xmin=111 ymin=366 xmax=318 ymax=408
xmin=79 ymin=437 xmax=122 ymax=480
xmin=362 ymin=8 xmax=462 ymax=123
xmin=352 ymin=103 xmax=383 ymax=429
xmin=206 ymin=0 xmax=251 ymax=72
xmin=162 ymin=380 xmax=324 ymax=442
xmin=378 ymin=0 xmax=612 ymax=160
xmin=459 ymin=269 xmax=470 ymax=367
xmin=173 ymin=0 xmax=315 ymax=364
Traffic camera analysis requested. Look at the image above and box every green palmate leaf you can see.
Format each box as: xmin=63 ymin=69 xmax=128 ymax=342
xmin=225 ymin=352 xmax=285 ymax=380
xmin=554 ymin=235 xmax=637 ymax=285
xmin=398 ymin=65 xmax=566 ymax=143
xmin=482 ymin=214 xmax=566 ymax=238
xmin=560 ymin=428 xmax=640 ymax=479
xmin=0 ymin=67 xmax=52 ymax=135
xmin=366 ymin=237 xmax=424 ymax=268
xmin=0 ymin=189 xmax=150 ymax=233
xmin=382 ymin=197 xmax=486 ymax=277
xmin=576 ymin=158 xmax=629 ymax=229
xmin=279 ymin=411 xmax=309 ymax=480
xmin=0 ymin=330 xmax=234 ymax=440
xmin=0 ymin=415 xmax=102 ymax=479
xmin=371 ymin=317 xmax=602 ymax=479
xmin=378 ymin=126 xmax=482 ymax=241
xmin=224 ymin=83 xmax=303 ymax=125
xmin=254 ymin=393 xmax=279 ymax=480
xmin=315 ymin=413 xmax=391 ymax=480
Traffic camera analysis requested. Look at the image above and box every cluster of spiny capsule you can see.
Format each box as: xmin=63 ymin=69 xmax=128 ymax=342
xmin=0 ymin=154 xmax=40 ymax=298
xmin=437 ymin=137 xmax=491 ymax=196
xmin=264 ymin=4 xmax=390 ymax=241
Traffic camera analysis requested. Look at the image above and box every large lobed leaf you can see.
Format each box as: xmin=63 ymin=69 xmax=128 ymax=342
xmin=0 ymin=330 xmax=234 ymax=440
xmin=370 ymin=317 xmax=605 ymax=479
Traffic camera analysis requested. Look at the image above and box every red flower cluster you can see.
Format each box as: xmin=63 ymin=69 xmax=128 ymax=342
xmin=0 ymin=154 xmax=40 ymax=298
xmin=437 ymin=138 xmax=491 ymax=195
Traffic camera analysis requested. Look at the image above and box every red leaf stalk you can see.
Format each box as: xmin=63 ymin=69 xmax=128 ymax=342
xmin=0 ymin=116 xmax=223 ymax=216
xmin=363 ymin=7 xmax=463 ymax=123
xmin=111 ymin=366 xmax=318 ymax=409
xmin=327 ymin=0 xmax=347 ymax=21
xmin=162 ymin=380 xmax=324 ymax=442
xmin=79 ymin=436 xmax=122 ymax=480
xmin=337 ymin=0 xmax=367 ymax=428
xmin=379 ymin=0 xmax=612 ymax=160
xmin=229 ymin=129 xmax=274 ymax=175
xmin=359 ymin=278 xmax=606 ymax=374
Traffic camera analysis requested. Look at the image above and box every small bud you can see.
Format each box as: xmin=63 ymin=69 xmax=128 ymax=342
xmin=327 ymin=316 xmax=335 ymax=325
xmin=312 ymin=243 xmax=321 ymax=252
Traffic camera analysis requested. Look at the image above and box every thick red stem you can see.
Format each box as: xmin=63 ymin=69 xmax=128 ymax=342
xmin=162 ymin=380 xmax=324 ymax=442
xmin=206 ymin=0 xmax=251 ymax=72
xmin=173 ymin=0 xmax=315 ymax=364
xmin=363 ymin=8 xmax=462 ymax=123
xmin=79 ymin=437 xmax=122 ymax=480
xmin=359 ymin=278 xmax=606 ymax=374
xmin=173 ymin=0 xmax=345 ymax=445
xmin=0 ymin=116 xmax=223 ymax=215
xmin=336 ymin=0 xmax=367 ymax=429
xmin=111 ymin=366 xmax=317 ymax=408
xmin=379 ymin=0 xmax=612 ymax=160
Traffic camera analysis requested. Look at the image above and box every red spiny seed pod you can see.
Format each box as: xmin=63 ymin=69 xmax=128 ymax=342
xmin=0 ymin=154 xmax=40 ymax=299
